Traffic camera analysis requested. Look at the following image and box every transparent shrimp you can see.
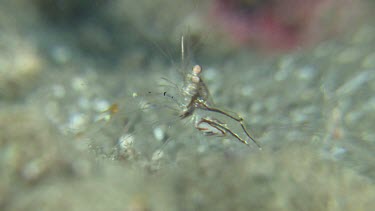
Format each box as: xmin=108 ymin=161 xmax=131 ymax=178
xmin=159 ymin=36 xmax=262 ymax=149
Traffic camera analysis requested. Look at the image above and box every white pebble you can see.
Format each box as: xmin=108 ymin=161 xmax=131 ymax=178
xmin=153 ymin=127 xmax=165 ymax=141
xmin=68 ymin=113 xmax=87 ymax=132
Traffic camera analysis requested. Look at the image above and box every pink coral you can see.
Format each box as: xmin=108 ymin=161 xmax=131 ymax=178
xmin=209 ymin=0 xmax=362 ymax=53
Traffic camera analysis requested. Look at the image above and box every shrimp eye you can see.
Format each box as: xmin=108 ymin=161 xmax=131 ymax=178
xmin=192 ymin=65 xmax=202 ymax=76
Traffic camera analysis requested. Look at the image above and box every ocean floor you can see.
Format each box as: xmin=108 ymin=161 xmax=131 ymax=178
xmin=1 ymin=1 xmax=375 ymax=210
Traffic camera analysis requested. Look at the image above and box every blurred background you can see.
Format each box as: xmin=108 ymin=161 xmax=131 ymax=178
xmin=1 ymin=0 xmax=375 ymax=210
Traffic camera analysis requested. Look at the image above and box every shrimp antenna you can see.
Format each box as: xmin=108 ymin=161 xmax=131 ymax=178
xmin=181 ymin=36 xmax=185 ymax=67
